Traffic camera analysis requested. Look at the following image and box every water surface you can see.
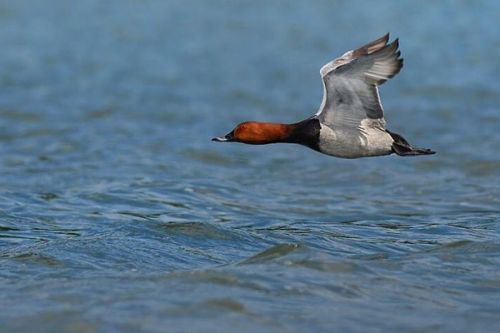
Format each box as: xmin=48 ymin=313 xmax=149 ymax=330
xmin=0 ymin=1 xmax=499 ymax=332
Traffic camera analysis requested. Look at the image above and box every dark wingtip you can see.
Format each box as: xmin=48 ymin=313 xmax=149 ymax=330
xmin=375 ymin=33 xmax=390 ymax=46
xmin=389 ymin=38 xmax=399 ymax=51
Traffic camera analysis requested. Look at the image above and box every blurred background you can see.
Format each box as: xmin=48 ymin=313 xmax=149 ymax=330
xmin=0 ymin=1 xmax=499 ymax=332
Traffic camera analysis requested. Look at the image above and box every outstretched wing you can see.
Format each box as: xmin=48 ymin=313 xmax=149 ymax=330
xmin=316 ymin=33 xmax=403 ymax=130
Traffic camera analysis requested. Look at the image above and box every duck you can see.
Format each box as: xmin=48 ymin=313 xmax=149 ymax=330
xmin=212 ymin=33 xmax=435 ymax=158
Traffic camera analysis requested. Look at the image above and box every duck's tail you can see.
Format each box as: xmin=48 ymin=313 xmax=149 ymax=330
xmin=387 ymin=130 xmax=435 ymax=156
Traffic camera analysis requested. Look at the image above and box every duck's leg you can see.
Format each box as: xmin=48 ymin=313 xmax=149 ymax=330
xmin=386 ymin=130 xmax=435 ymax=156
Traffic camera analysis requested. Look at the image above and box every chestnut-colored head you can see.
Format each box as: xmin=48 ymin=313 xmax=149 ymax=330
xmin=212 ymin=121 xmax=294 ymax=145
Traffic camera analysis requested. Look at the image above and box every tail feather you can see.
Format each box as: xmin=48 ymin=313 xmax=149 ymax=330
xmin=387 ymin=130 xmax=435 ymax=157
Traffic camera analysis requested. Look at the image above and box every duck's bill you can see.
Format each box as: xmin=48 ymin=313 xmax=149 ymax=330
xmin=212 ymin=136 xmax=229 ymax=142
xmin=212 ymin=131 xmax=234 ymax=142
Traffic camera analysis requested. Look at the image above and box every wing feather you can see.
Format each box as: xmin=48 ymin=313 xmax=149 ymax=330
xmin=316 ymin=34 xmax=403 ymax=130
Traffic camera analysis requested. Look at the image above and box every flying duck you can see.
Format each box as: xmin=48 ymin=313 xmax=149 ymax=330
xmin=212 ymin=34 xmax=435 ymax=158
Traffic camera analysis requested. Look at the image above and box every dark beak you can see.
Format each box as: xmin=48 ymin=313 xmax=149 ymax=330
xmin=212 ymin=130 xmax=235 ymax=142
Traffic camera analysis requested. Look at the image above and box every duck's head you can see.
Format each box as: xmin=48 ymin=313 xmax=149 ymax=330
xmin=212 ymin=121 xmax=292 ymax=145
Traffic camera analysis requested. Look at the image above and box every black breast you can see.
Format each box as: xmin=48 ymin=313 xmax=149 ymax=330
xmin=287 ymin=118 xmax=321 ymax=151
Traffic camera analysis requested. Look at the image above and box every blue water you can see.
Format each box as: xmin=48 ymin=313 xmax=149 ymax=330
xmin=1 ymin=1 xmax=499 ymax=332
